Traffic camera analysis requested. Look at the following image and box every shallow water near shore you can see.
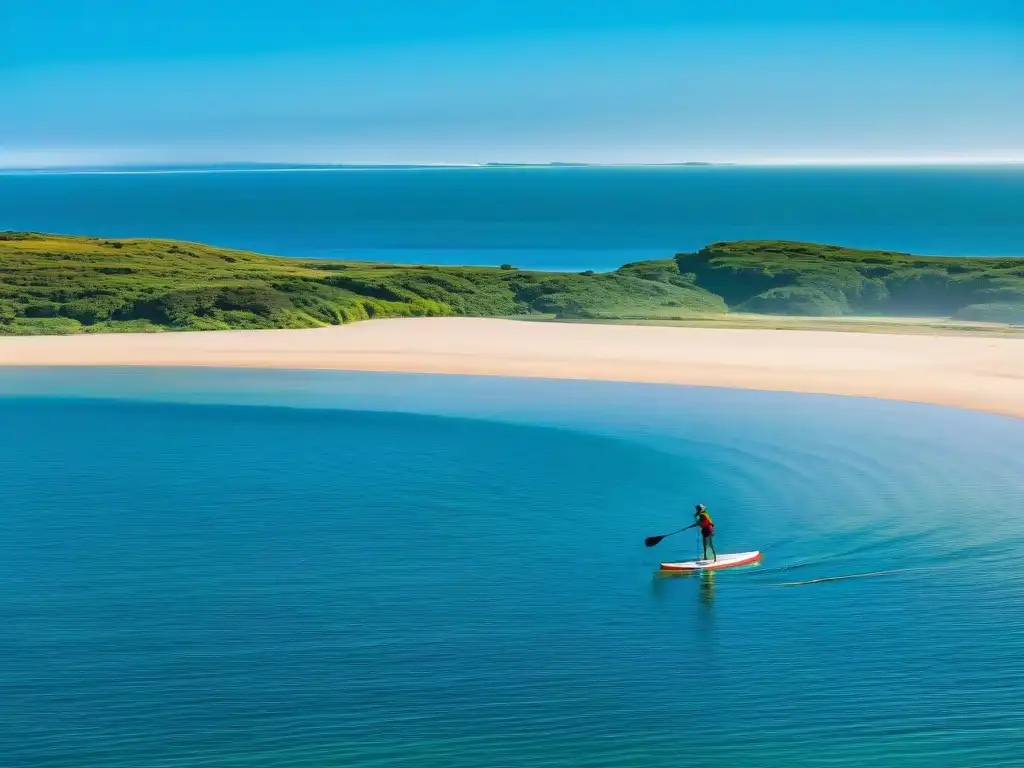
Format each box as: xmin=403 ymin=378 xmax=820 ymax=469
xmin=1 ymin=368 xmax=1023 ymax=767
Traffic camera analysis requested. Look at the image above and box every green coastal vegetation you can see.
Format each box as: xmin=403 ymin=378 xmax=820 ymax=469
xmin=676 ymin=241 xmax=1024 ymax=323
xmin=1 ymin=232 xmax=1022 ymax=335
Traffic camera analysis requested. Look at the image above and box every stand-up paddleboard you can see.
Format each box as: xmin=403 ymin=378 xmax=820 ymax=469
xmin=660 ymin=551 xmax=761 ymax=572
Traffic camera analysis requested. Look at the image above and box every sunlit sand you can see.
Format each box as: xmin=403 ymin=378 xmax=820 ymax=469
xmin=1 ymin=317 xmax=1021 ymax=419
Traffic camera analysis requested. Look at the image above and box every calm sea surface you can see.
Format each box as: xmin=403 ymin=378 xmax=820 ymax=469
xmin=1 ymin=368 xmax=1022 ymax=767
xmin=1 ymin=166 xmax=1022 ymax=269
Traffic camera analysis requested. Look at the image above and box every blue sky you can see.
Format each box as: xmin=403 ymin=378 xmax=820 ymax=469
xmin=3 ymin=0 xmax=1022 ymax=166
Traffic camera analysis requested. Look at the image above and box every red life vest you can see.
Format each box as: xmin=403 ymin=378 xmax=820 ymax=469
xmin=696 ymin=511 xmax=714 ymax=534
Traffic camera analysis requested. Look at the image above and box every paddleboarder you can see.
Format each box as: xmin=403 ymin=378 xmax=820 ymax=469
xmin=643 ymin=503 xmax=722 ymax=564
xmin=646 ymin=505 xmax=760 ymax=572
xmin=692 ymin=503 xmax=716 ymax=561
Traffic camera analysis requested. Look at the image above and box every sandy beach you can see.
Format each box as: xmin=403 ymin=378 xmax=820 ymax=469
xmin=1 ymin=317 xmax=1021 ymax=419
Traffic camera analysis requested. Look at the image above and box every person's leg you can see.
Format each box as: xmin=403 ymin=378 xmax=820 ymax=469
xmin=709 ymin=536 xmax=716 ymax=561
xmin=702 ymin=533 xmax=709 ymax=560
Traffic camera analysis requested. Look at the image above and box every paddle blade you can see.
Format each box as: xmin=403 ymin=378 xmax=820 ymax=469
xmin=645 ymin=535 xmax=665 ymax=547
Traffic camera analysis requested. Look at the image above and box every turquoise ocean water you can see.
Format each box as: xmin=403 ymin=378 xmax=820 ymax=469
xmin=1 ymin=166 xmax=1022 ymax=269
xmin=1 ymin=368 xmax=1023 ymax=767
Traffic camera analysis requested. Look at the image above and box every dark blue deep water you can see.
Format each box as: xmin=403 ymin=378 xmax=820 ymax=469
xmin=1 ymin=368 xmax=1023 ymax=767
xmin=1 ymin=166 xmax=1022 ymax=269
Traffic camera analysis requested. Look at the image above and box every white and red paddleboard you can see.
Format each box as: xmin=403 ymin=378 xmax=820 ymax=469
xmin=659 ymin=551 xmax=762 ymax=572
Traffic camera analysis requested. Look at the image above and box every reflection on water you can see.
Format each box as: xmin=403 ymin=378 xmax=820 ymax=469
xmin=699 ymin=571 xmax=715 ymax=606
xmin=648 ymin=567 xmax=715 ymax=609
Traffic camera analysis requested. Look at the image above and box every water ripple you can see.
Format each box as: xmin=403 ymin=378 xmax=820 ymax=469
xmin=1 ymin=378 xmax=1023 ymax=767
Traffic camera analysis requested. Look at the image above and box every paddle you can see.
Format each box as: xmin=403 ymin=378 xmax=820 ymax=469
xmin=645 ymin=524 xmax=695 ymax=548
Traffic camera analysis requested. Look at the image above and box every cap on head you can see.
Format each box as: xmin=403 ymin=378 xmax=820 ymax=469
xmin=695 ymin=503 xmax=706 ymax=512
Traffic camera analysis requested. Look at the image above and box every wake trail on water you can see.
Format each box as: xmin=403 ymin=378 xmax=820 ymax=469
xmin=771 ymin=568 xmax=909 ymax=587
xmin=765 ymin=558 xmax=981 ymax=587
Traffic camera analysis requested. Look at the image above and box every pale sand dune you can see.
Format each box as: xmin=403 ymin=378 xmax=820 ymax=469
xmin=1 ymin=317 xmax=1021 ymax=419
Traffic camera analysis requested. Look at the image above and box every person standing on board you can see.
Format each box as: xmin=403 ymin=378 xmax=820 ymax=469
xmin=691 ymin=503 xmax=716 ymax=561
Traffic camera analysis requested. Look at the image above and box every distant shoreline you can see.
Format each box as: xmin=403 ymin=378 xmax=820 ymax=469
xmin=3 ymin=160 xmax=1022 ymax=175
xmin=1 ymin=317 xmax=1021 ymax=421
xmin=0 ymin=163 xmax=732 ymax=176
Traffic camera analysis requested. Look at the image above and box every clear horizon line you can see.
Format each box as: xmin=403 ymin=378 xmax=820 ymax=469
xmin=2 ymin=158 xmax=1023 ymax=175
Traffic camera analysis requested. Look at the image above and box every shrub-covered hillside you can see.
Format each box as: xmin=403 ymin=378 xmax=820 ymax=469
xmin=676 ymin=241 xmax=1024 ymax=322
xmin=0 ymin=232 xmax=725 ymax=334
xmin=1 ymin=233 xmax=1021 ymax=334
